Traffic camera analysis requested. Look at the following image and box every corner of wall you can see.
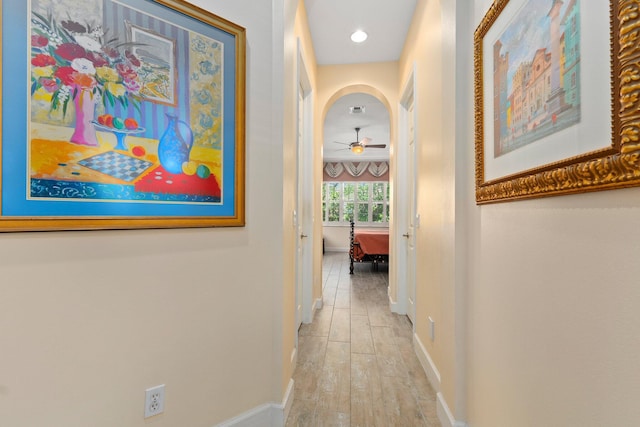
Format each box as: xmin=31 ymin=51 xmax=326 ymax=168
xmin=414 ymin=333 xmax=468 ymax=427
xmin=281 ymin=378 xmax=295 ymax=424
xmin=437 ymin=392 xmax=469 ymax=427
xmin=215 ymin=379 xmax=294 ymax=427
xmin=414 ymin=332 xmax=441 ymax=391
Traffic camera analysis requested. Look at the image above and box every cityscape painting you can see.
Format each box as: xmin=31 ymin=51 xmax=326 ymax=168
xmin=493 ymin=0 xmax=581 ymax=157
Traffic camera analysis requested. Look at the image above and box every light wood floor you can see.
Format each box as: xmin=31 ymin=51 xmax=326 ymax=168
xmin=286 ymin=252 xmax=441 ymax=427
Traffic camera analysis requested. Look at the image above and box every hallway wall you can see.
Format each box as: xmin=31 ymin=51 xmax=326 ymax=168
xmin=292 ymin=0 xmax=322 ymax=334
xmin=465 ymin=1 xmax=640 ymax=426
xmin=398 ymin=0 xmax=467 ymax=423
xmin=0 ymin=1 xmax=289 ymax=425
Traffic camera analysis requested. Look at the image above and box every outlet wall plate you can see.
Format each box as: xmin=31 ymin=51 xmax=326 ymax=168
xmin=144 ymin=384 xmax=165 ymax=418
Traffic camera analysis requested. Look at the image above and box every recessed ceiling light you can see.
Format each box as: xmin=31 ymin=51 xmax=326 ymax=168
xmin=350 ymin=30 xmax=368 ymax=43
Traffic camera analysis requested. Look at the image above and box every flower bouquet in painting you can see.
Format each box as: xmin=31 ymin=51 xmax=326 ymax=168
xmin=30 ymin=9 xmax=143 ymax=146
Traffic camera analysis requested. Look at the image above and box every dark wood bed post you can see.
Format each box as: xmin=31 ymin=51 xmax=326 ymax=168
xmin=349 ymin=220 xmax=355 ymax=274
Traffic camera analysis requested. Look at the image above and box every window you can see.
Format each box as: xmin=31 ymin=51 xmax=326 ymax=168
xmin=322 ymin=181 xmax=390 ymax=225
xmin=323 ymin=182 xmax=341 ymax=222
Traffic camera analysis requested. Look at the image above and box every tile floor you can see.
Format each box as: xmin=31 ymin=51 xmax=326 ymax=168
xmin=286 ymin=252 xmax=441 ymax=427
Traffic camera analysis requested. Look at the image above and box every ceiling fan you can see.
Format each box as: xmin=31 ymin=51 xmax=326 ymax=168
xmin=332 ymin=127 xmax=386 ymax=154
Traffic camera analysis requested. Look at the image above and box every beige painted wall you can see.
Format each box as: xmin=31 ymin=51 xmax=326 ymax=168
xmin=464 ymin=1 xmax=640 ymax=426
xmin=293 ymin=0 xmax=322 ymax=329
xmin=281 ymin=0 xmax=320 ymax=391
xmin=280 ymin=0 xmax=298 ymax=398
xmin=398 ymin=0 xmax=462 ymax=413
xmin=0 ymin=1 xmax=290 ymax=425
xmin=395 ymin=0 xmax=469 ymax=422
xmin=323 ymin=226 xmax=351 ymax=252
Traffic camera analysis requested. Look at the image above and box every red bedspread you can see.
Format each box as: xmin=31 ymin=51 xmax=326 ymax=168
xmin=353 ymin=230 xmax=389 ymax=260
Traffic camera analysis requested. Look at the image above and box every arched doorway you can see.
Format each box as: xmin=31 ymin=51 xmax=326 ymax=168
xmin=321 ymin=92 xmax=391 ymax=252
xmin=319 ymin=85 xmax=404 ymax=314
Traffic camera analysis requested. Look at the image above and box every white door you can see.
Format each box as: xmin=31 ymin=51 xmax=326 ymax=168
xmin=295 ymin=42 xmax=314 ymax=337
xmin=295 ymin=86 xmax=305 ymax=332
xmin=405 ymin=97 xmax=417 ymax=324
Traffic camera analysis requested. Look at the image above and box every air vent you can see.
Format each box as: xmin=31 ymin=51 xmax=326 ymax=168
xmin=349 ymin=106 xmax=365 ymax=114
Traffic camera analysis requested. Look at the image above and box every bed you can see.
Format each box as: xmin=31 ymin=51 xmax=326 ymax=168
xmin=349 ymin=220 xmax=389 ymax=274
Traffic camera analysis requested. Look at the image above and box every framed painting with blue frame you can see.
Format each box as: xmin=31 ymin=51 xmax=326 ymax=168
xmin=0 ymin=0 xmax=245 ymax=231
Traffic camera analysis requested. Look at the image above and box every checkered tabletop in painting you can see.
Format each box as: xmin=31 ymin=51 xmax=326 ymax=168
xmin=78 ymin=151 xmax=154 ymax=182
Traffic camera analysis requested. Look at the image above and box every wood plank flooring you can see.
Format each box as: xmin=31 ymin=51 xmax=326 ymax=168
xmin=286 ymin=252 xmax=441 ymax=427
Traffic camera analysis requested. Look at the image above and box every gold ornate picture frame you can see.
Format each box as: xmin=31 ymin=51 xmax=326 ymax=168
xmin=475 ymin=0 xmax=640 ymax=204
xmin=0 ymin=0 xmax=245 ymax=231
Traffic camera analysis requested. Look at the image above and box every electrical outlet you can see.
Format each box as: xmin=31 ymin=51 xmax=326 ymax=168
xmin=144 ymin=385 xmax=165 ymax=418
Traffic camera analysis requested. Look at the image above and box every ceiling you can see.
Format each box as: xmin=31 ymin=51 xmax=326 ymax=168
xmin=322 ymin=93 xmax=390 ymax=161
xmin=304 ymin=0 xmax=417 ymax=162
xmin=304 ymin=0 xmax=417 ymax=66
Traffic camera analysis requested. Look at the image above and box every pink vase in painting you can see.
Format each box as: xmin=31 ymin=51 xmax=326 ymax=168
xmin=70 ymin=89 xmax=98 ymax=146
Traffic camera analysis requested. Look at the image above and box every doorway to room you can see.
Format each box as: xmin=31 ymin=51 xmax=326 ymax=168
xmin=397 ymin=70 xmax=418 ymax=324
xmin=316 ymin=81 xmax=420 ymax=328
xmin=320 ymin=90 xmax=393 ymax=312
xmin=295 ymin=43 xmax=314 ymax=350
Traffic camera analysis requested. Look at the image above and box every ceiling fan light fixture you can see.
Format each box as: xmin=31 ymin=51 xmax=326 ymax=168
xmin=351 ymin=144 xmax=364 ymax=154
xmin=350 ymin=30 xmax=368 ymax=43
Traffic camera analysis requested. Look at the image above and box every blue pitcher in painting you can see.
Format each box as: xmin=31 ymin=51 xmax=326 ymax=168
xmin=158 ymin=114 xmax=194 ymax=174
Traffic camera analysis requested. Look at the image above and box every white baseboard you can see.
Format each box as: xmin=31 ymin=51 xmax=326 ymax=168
xmin=214 ymin=379 xmax=294 ymax=427
xmin=214 ymin=403 xmax=274 ymax=427
xmin=413 ymin=333 xmax=441 ymax=391
xmin=413 ymin=335 xmax=467 ymax=427
xmin=324 ymin=247 xmax=349 ymax=253
xmin=304 ymin=298 xmax=323 ymax=324
xmin=388 ymin=292 xmax=399 ymax=313
xmin=437 ymin=392 xmax=468 ymax=427
xmin=281 ymin=379 xmax=295 ymax=425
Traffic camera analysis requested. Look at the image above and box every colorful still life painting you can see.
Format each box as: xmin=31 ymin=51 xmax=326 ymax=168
xmin=493 ymin=0 xmax=581 ymax=158
xmin=28 ymin=0 xmax=225 ymax=205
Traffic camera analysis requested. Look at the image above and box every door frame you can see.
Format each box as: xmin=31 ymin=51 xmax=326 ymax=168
xmin=393 ymin=65 xmax=417 ymax=321
xmin=295 ymin=39 xmax=314 ymax=330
